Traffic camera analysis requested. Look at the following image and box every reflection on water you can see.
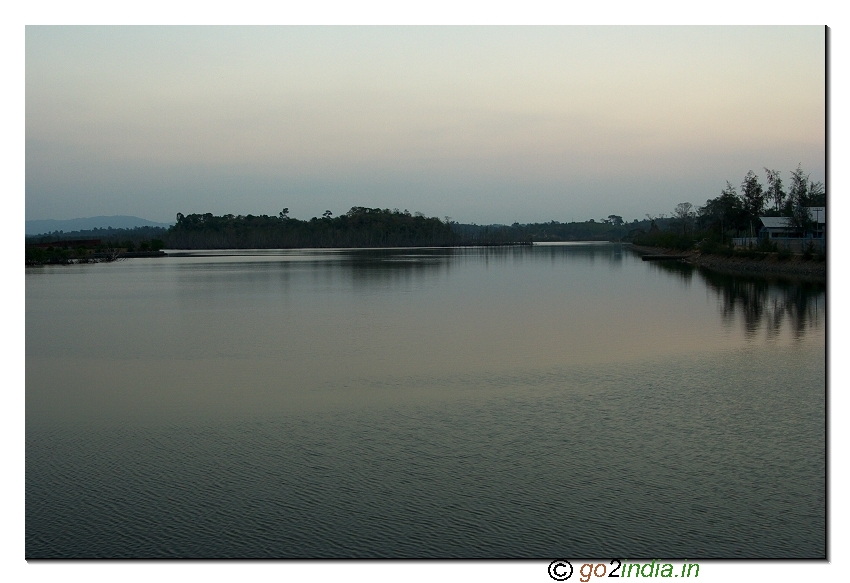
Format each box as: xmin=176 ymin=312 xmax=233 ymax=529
xmin=703 ymin=271 xmax=824 ymax=340
xmin=648 ymin=258 xmax=825 ymax=340
xmin=647 ymin=259 xmax=695 ymax=285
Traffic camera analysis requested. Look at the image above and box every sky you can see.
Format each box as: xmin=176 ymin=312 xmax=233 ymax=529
xmin=26 ymin=26 xmax=825 ymax=225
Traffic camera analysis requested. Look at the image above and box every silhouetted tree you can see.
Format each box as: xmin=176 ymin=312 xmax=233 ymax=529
xmin=787 ymin=165 xmax=814 ymax=231
xmin=764 ymin=168 xmax=786 ymax=212
xmin=672 ymin=203 xmax=695 ymax=234
xmin=698 ymin=182 xmax=746 ymax=238
xmin=740 ymin=170 xmax=766 ymax=236
xmin=808 ymin=180 xmax=825 ymax=207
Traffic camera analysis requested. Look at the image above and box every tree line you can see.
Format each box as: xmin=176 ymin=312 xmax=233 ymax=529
xmin=164 ymin=209 xmax=661 ymax=249
xmin=692 ymin=165 xmax=822 ymax=236
xmin=635 ymin=164 xmax=825 ymax=251
xmin=30 ymin=165 xmax=823 ymax=258
xmin=457 ymin=217 xmax=647 ymax=244
xmin=26 ymin=225 xmax=169 ymax=246
xmin=25 ymin=210 xmax=664 ymax=257
xmin=165 ymin=207 xmax=463 ymax=249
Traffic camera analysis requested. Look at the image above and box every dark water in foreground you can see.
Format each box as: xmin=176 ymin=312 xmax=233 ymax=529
xmin=26 ymin=244 xmax=825 ymax=558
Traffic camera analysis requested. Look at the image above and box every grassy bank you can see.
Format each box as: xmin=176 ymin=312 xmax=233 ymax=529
xmin=630 ymin=244 xmax=826 ymax=280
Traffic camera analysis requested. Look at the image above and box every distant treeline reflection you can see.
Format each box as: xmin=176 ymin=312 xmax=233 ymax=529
xmin=338 ymin=242 xmax=621 ymax=270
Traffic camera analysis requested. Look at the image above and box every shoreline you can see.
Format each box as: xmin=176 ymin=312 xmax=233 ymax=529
xmin=628 ymin=244 xmax=826 ymax=281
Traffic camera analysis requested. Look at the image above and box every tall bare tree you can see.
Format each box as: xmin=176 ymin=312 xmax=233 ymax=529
xmin=673 ymin=202 xmax=695 ymax=234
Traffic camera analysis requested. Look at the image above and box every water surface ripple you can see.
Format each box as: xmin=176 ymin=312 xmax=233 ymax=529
xmin=26 ymin=245 xmax=825 ymax=558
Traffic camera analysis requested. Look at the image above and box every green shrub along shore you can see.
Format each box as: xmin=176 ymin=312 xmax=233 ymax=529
xmin=25 ymin=238 xmax=167 ymax=266
xmin=630 ymin=241 xmax=825 ymax=280
xmin=629 ymin=210 xmax=826 ymax=280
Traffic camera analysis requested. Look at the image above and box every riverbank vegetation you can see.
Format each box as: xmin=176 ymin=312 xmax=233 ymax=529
xmin=632 ymin=165 xmax=825 ymax=261
xmin=26 ymin=229 xmax=167 ymax=265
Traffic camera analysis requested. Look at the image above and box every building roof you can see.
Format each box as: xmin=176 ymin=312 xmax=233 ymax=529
xmin=759 ymin=208 xmax=825 ymax=230
xmin=760 ymin=217 xmax=793 ymax=229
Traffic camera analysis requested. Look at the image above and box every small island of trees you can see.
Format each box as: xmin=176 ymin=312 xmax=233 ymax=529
xmin=166 ymin=207 xmax=467 ymax=249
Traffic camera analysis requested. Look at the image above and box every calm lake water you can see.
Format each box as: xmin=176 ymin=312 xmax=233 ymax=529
xmin=26 ymin=243 xmax=825 ymax=558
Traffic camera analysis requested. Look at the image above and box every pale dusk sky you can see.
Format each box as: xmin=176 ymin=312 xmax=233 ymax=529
xmin=26 ymin=26 xmax=825 ymax=224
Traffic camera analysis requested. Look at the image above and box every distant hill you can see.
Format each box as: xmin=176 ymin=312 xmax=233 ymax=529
xmin=26 ymin=215 xmax=173 ymax=236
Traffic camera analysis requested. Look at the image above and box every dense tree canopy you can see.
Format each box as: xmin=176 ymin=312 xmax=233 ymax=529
xmin=165 ymin=207 xmax=462 ymax=249
xmin=163 ymin=207 xmax=651 ymax=249
xmin=695 ymin=165 xmax=824 ymax=239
